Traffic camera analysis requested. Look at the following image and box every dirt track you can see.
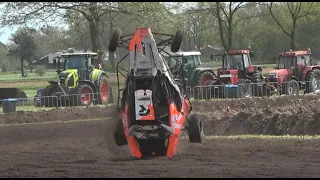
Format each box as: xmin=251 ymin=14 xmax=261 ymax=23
xmin=1 ymin=120 xmax=320 ymax=178
xmin=1 ymin=95 xmax=320 ymax=177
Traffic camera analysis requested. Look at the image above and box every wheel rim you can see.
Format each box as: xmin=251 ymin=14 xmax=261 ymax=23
xmin=288 ymin=86 xmax=294 ymax=94
xmin=100 ymin=79 xmax=109 ymax=101
xmin=312 ymin=76 xmax=320 ymax=91
xmin=287 ymin=82 xmax=297 ymax=95
xmin=81 ymin=87 xmax=92 ymax=104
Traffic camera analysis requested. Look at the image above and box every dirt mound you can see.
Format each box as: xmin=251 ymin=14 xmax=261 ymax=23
xmin=191 ymin=95 xmax=320 ymax=136
xmin=0 ymin=106 xmax=119 ymax=125
xmin=1 ymin=94 xmax=320 ymax=136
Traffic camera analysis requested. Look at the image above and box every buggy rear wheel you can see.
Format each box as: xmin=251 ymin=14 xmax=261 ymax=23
xmin=114 ymin=119 xmax=127 ymax=146
xmin=187 ymin=114 xmax=203 ymax=143
xmin=108 ymin=27 xmax=122 ymax=52
xmin=171 ymin=30 xmax=184 ymax=53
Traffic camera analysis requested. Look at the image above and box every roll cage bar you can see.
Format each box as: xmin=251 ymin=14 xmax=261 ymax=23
xmin=115 ymin=32 xmax=191 ymax=112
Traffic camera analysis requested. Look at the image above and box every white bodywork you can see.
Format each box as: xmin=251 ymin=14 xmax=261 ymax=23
xmin=135 ymin=90 xmax=153 ymax=120
xmin=129 ymin=28 xmax=182 ymax=97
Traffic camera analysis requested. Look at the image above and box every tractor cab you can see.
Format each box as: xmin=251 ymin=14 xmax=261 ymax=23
xmin=167 ymin=51 xmax=216 ymax=87
xmin=167 ymin=51 xmax=201 ymax=81
xmin=53 ymin=49 xmax=99 ymax=87
xmin=217 ymin=47 xmax=260 ymax=84
xmin=268 ymin=49 xmax=313 ymax=85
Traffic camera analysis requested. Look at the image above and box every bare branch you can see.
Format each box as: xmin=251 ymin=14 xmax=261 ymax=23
xmin=220 ymin=2 xmax=229 ymax=20
xmin=266 ymin=2 xmax=291 ymax=37
xmin=231 ymin=2 xmax=244 ymax=17
xmin=296 ymin=2 xmax=313 ymax=19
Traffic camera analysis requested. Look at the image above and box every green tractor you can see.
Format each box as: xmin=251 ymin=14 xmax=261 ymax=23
xmin=34 ymin=49 xmax=113 ymax=107
xmin=167 ymin=51 xmax=217 ymax=99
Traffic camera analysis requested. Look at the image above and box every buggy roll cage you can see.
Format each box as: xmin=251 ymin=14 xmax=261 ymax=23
xmin=115 ymin=32 xmax=192 ymax=113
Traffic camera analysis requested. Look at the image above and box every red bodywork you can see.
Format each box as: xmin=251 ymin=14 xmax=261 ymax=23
xmin=268 ymin=50 xmax=319 ymax=85
xmin=118 ymin=28 xmax=191 ymax=158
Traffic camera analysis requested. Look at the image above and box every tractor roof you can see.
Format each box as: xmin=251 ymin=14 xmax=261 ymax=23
xmin=280 ymin=50 xmax=310 ymax=57
xmin=227 ymin=49 xmax=250 ymax=55
xmin=171 ymin=51 xmax=201 ymax=56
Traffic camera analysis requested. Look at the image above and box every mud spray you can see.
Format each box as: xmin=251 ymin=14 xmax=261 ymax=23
xmin=101 ymin=108 xmax=132 ymax=161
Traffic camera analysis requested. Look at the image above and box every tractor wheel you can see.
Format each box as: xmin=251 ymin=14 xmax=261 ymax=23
xmin=114 ymin=118 xmax=128 ymax=146
xmin=74 ymin=84 xmax=94 ymax=106
xmin=238 ymin=78 xmax=252 ymax=98
xmin=262 ymin=84 xmax=274 ymax=97
xmin=305 ymin=69 xmax=320 ymax=93
xmin=98 ymin=75 xmax=111 ymax=104
xmin=171 ymin=30 xmax=184 ymax=53
xmin=194 ymin=71 xmax=216 ymax=100
xmin=108 ymin=27 xmax=122 ymax=52
xmin=251 ymin=71 xmax=264 ymax=97
xmin=187 ymin=114 xmax=203 ymax=143
xmin=284 ymin=79 xmax=299 ymax=96
xmin=251 ymin=71 xmax=263 ymax=83
xmin=41 ymin=84 xmax=59 ymax=107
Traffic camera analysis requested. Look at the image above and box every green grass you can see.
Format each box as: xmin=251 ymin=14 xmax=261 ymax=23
xmin=0 ymin=102 xmax=115 ymax=114
xmin=23 ymin=89 xmax=37 ymax=98
xmin=0 ymin=71 xmax=57 ymax=82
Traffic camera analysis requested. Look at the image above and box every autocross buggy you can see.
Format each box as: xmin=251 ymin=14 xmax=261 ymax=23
xmin=108 ymin=27 xmax=204 ymax=159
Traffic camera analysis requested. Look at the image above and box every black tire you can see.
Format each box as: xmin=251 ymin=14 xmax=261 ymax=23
xmin=251 ymin=71 xmax=264 ymax=97
xmin=98 ymin=74 xmax=111 ymax=105
xmin=171 ymin=30 xmax=184 ymax=53
xmin=108 ymin=27 xmax=122 ymax=52
xmin=251 ymin=71 xmax=263 ymax=83
xmin=262 ymin=84 xmax=274 ymax=97
xmin=193 ymin=71 xmax=216 ymax=100
xmin=305 ymin=69 xmax=320 ymax=93
xmin=187 ymin=114 xmax=203 ymax=143
xmin=41 ymin=84 xmax=59 ymax=107
xmin=73 ymin=84 xmax=94 ymax=106
xmin=283 ymin=79 xmax=299 ymax=96
xmin=114 ymin=119 xmax=127 ymax=146
xmin=238 ymin=78 xmax=252 ymax=98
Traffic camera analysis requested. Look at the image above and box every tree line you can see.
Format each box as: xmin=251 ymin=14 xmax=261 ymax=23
xmin=0 ymin=2 xmax=319 ymax=76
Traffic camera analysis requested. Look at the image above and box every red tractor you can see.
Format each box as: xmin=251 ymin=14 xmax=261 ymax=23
xmin=266 ymin=49 xmax=320 ymax=95
xmin=204 ymin=47 xmax=270 ymax=99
